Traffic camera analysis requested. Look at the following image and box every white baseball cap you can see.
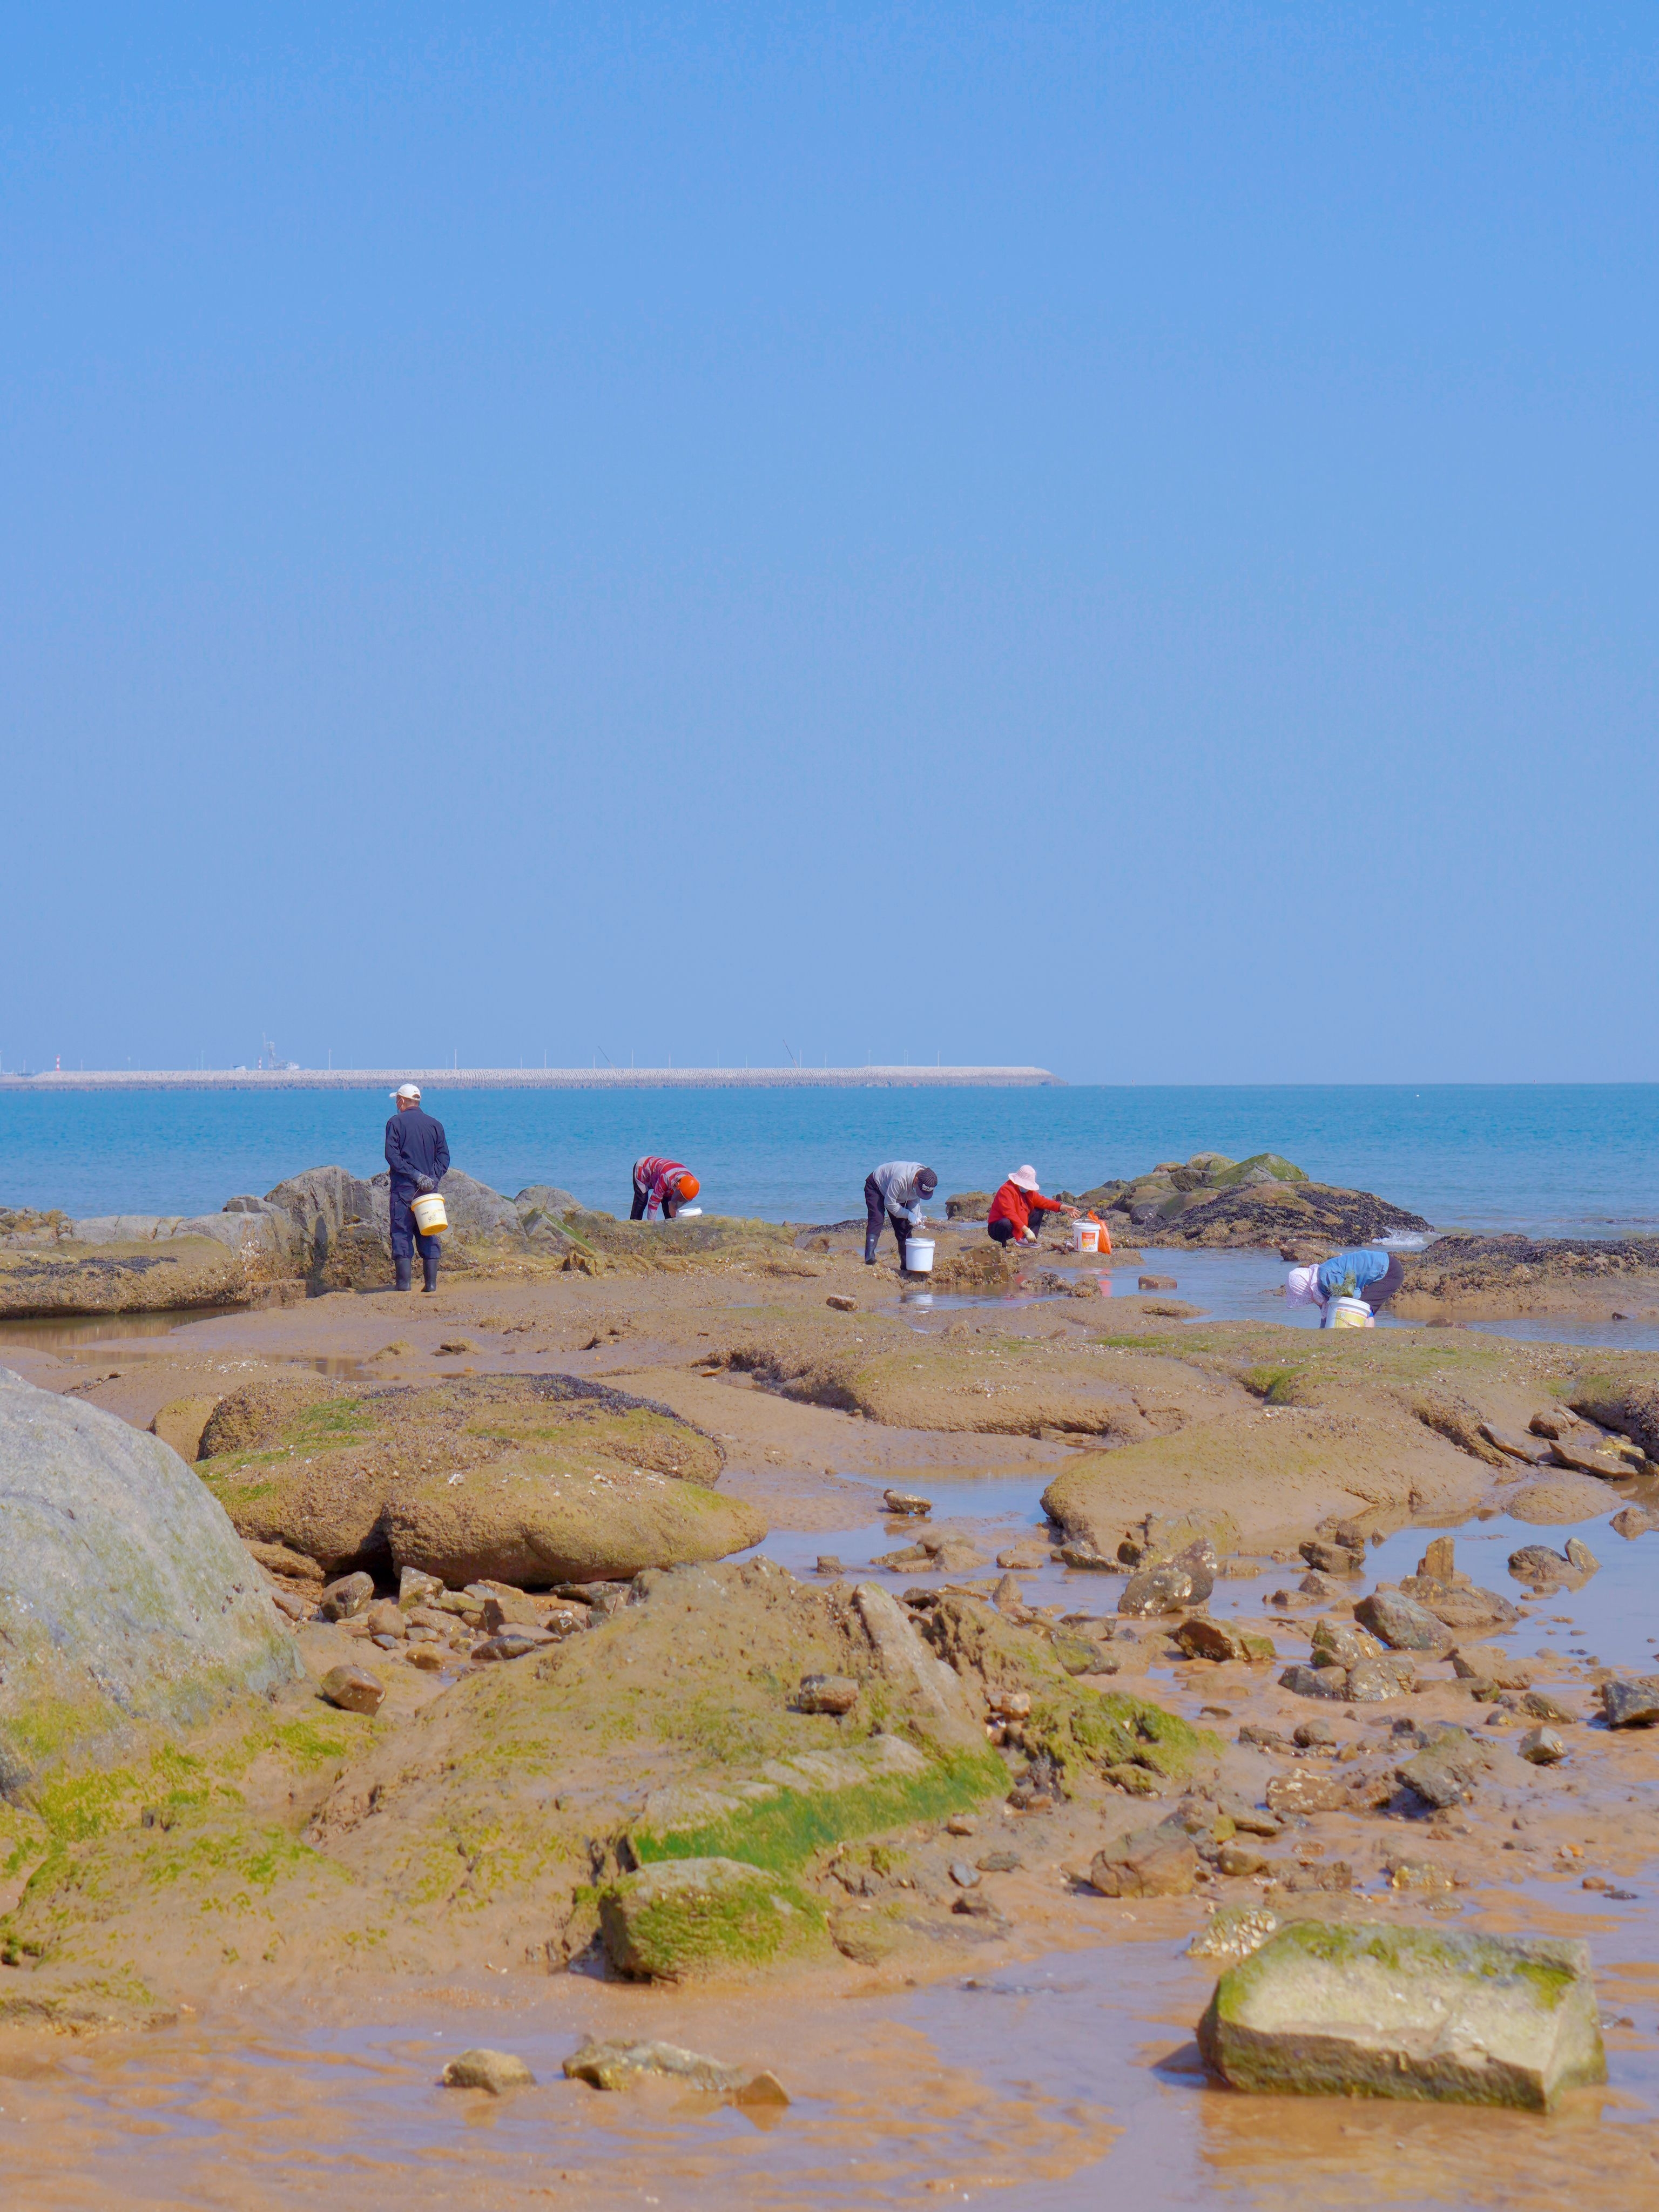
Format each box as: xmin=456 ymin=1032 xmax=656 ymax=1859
xmin=392 ymin=1082 xmax=421 ymax=1101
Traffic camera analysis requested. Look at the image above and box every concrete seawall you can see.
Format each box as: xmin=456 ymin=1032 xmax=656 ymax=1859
xmin=0 ymin=1065 xmax=1062 ymax=1093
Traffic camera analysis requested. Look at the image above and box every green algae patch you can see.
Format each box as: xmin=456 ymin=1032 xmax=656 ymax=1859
xmin=914 ymin=1594 xmax=1215 ymax=1790
xmin=630 ymin=1742 xmax=1007 ymax=1873
xmin=599 ymin=1857 xmax=831 ymax=1980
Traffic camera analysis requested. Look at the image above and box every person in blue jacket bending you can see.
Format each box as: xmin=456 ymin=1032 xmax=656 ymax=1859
xmin=1285 ymin=1247 xmax=1404 ymax=1326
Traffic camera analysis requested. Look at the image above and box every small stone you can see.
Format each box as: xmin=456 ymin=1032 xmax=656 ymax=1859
xmin=1564 ymin=1537 xmax=1600 ymax=1575
xmin=398 ymin=1566 xmax=443 ymax=1608
xmin=1397 ymin=1728 xmax=1493 ymax=1808
xmin=1293 ymin=1717 xmax=1336 ymax=1748
xmin=976 ymin=1850 xmax=1021 ymax=1873
xmin=1309 ymin=1620 xmax=1384 ymax=1670
xmin=1120 ymin=1563 xmax=1197 ymax=1617
xmin=796 ymin=1674 xmax=859 ymax=1716
xmin=1388 ymin=1857 xmax=1455 ymax=1892
xmin=1521 ymin=1690 xmax=1575 ymax=1723
xmin=319 ymin=1664 xmax=385 ymax=1714
xmin=471 ymin=1634 xmax=541 ymax=1663
xmin=269 ymin=1587 xmax=309 ymax=1622
xmin=1600 ymin=1676 xmax=1659 ymax=1729
xmin=1104 ymin=1762 xmax=1165 ymax=1796
xmin=1419 ymin=1536 xmax=1456 ymax=1580
xmin=996 ymin=1541 xmax=1049 ymax=1571
xmin=564 ymin=2038 xmax=783 ymax=2103
xmin=945 ymin=1813 xmax=977 ymax=1837
xmin=1175 ymin=1616 xmax=1276 ymax=1663
xmin=948 ymin=1860 xmax=981 ymax=1889
xmin=364 ymin=1600 xmax=406 ymax=1639
xmin=406 ymin=1645 xmax=444 ymax=1671
xmin=1265 ymin=1771 xmax=1347 ymax=1816
xmin=1346 ymin=1656 xmax=1416 ymax=1702
xmin=815 ymin=1555 xmax=845 ymax=1576
xmin=1610 ymin=1506 xmax=1659 ymax=1539
xmin=953 ymin=1892 xmax=1002 ymax=1919
xmin=1217 ymin=1839 xmax=1270 ymax=1877
xmin=1059 ymin=1542 xmax=1113 ymax=1570
xmin=1281 ymin=1860 xmax=1354 ymax=1893
xmin=1299 ymin=1539 xmax=1365 ymax=1577
xmin=989 ymin=1689 xmax=1032 ymax=1719
xmin=1354 ymin=1590 xmax=1456 ymax=1655
xmin=993 ymin=1573 xmax=1024 ymax=1611
xmin=883 ymin=1488 xmax=933 ymax=1516
xmin=1452 ymin=1645 xmax=1534 ymax=1689
xmin=826 ymin=1294 xmax=858 ymax=1312
xmin=318 ymin=1572 xmax=375 ymax=1622
xmin=1508 ymin=1542 xmax=1572 ymax=1582
xmin=1138 ymin=1274 xmax=1177 ymax=1291
xmin=441 ymin=2048 xmax=536 ymax=2094
xmin=1278 ymin=1663 xmax=1350 ymax=1702
xmin=1519 ymin=1727 xmax=1566 ymax=1765
xmin=1479 ymin=1423 xmax=1555 ymax=1465
xmin=1237 ymin=1723 xmax=1285 ymax=1749
xmin=1089 ymin=1822 xmax=1199 ymax=1897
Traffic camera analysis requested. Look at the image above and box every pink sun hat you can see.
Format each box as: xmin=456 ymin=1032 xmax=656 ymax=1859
xmin=1008 ymin=1165 xmax=1040 ymax=1191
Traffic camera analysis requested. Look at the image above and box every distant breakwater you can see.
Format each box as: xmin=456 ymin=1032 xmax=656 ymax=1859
xmin=0 ymin=1065 xmax=1062 ymax=1094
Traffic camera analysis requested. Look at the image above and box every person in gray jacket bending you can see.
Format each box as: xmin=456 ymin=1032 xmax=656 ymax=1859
xmin=864 ymin=1161 xmax=938 ymax=1267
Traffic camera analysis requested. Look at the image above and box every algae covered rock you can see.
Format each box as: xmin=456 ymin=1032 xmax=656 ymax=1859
xmin=0 ymin=1236 xmax=250 ymax=1317
xmin=599 ymin=1856 xmax=831 ymax=1979
xmin=198 ymin=1371 xmax=755 ymax=1583
xmin=0 ymin=1367 xmax=298 ymax=1793
xmin=1198 ymin=1921 xmax=1606 ymax=2109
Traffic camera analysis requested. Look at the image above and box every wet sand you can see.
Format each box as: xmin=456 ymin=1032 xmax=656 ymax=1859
xmin=4 ymin=1230 xmax=1659 ymax=2207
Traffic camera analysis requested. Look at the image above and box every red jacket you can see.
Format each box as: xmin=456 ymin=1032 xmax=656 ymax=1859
xmin=989 ymin=1179 xmax=1063 ymax=1237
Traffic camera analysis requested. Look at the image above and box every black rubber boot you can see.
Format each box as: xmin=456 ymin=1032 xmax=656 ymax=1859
xmin=422 ymin=1244 xmax=440 ymax=1293
xmin=394 ymin=1255 xmax=413 ymax=1291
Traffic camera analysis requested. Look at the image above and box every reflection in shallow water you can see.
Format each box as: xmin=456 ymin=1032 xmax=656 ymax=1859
xmin=0 ymin=1306 xmax=239 ymax=1352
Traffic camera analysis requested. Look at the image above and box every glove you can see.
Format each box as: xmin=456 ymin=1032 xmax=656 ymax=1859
xmin=414 ymin=1175 xmax=437 ymax=1195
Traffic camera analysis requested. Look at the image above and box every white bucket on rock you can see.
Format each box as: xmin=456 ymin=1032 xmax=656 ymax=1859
xmin=410 ymin=1193 xmax=448 ymax=1235
xmin=1071 ymin=1220 xmax=1101 ymax=1253
xmin=903 ymin=1237 xmax=935 ymax=1274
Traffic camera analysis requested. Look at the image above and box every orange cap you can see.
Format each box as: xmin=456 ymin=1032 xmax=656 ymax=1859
xmin=678 ymin=1174 xmax=700 ymax=1200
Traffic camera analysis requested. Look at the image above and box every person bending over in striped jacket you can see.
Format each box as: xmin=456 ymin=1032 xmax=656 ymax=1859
xmin=631 ymin=1155 xmax=701 ymax=1220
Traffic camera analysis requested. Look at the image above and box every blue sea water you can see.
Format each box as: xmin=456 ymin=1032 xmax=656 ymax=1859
xmin=2 ymin=1083 xmax=1656 ymax=1235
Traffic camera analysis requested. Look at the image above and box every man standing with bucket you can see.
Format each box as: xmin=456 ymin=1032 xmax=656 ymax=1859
xmin=864 ymin=1161 xmax=938 ymax=1268
xmin=386 ymin=1082 xmax=450 ymax=1293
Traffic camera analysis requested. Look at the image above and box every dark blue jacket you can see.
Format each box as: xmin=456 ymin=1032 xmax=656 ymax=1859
xmin=385 ymin=1109 xmax=450 ymax=1199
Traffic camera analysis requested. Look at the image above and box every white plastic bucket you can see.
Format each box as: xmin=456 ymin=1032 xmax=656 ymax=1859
xmin=675 ymin=1205 xmax=703 ymax=1217
xmin=1071 ymin=1220 xmax=1100 ymax=1254
xmin=903 ymin=1237 xmax=935 ymax=1274
xmin=410 ymin=1192 xmax=448 ymax=1235
xmin=1326 ymin=1293 xmax=1372 ymax=1330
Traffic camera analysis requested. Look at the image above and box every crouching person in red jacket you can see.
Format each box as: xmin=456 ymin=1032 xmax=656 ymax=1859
xmin=988 ymin=1165 xmax=1077 ymax=1247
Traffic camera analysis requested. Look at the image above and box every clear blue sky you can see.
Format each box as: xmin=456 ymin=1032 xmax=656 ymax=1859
xmin=5 ymin=5 xmax=1655 ymax=1082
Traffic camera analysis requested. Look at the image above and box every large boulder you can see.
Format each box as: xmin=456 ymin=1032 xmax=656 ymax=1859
xmin=1075 ymin=1152 xmax=1428 ymax=1251
xmin=0 ymin=1368 xmax=298 ymax=1794
xmin=1199 ymin=1921 xmax=1605 ymax=2110
xmin=198 ymin=1372 xmax=760 ymax=1583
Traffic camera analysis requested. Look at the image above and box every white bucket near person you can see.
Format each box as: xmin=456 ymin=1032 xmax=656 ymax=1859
xmin=903 ymin=1236 xmax=935 ymax=1274
xmin=1326 ymin=1293 xmax=1373 ymax=1329
xmin=1071 ymin=1220 xmax=1101 ymax=1254
xmin=411 ymin=1192 xmax=448 ymax=1235
xmin=676 ymin=1206 xmax=703 ymax=1216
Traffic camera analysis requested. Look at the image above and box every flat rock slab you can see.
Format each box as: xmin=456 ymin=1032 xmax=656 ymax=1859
xmin=564 ymin=2038 xmax=788 ymax=2105
xmin=1199 ymin=1921 xmax=1606 ymax=2110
